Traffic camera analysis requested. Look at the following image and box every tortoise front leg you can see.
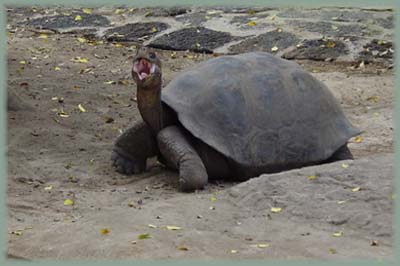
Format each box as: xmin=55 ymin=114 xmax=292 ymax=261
xmin=112 ymin=121 xmax=158 ymax=175
xmin=157 ymin=126 xmax=208 ymax=192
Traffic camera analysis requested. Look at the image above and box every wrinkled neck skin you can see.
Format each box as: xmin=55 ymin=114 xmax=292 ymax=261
xmin=137 ymin=80 xmax=163 ymax=134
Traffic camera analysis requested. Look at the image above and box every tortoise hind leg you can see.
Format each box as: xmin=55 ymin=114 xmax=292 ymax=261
xmin=157 ymin=126 xmax=208 ymax=192
xmin=325 ymin=144 xmax=354 ymax=163
xmin=112 ymin=121 xmax=158 ymax=175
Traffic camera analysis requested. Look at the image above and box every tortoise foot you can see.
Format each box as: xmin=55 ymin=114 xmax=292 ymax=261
xmin=111 ymin=150 xmax=146 ymax=175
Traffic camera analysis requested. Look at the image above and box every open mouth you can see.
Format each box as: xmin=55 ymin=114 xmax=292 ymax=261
xmin=133 ymin=58 xmax=156 ymax=81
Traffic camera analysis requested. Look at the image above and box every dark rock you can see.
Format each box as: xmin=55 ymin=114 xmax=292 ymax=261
xmin=23 ymin=12 xmax=110 ymax=30
xmin=142 ymin=7 xmax=189 ymax=17
xmin=358 ymin=39 xmax=394 ymax=63
xmin=283 ymin=38 xmax=348 ymax=61
xmin=149 ymin=27 xmax=236 ymax=53
xmin=104 ymin=22 xmax=169 ymax=42
xmin=229 ymin=30 xmax=299 ymax=54
xmin=289 ymin=21 xmax=367 ymax=37
xmin=175 ymin=10 xmax=223 ymax=25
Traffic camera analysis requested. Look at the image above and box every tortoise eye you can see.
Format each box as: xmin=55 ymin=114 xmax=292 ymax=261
xmin=149 ymin=52 xmax=156 ymax=59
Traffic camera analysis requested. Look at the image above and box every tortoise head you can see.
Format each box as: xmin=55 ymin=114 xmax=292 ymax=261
xmin=132 ymin=47 xmax=162 ymax=89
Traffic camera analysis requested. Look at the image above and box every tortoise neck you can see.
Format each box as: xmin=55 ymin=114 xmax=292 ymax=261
xmin=137 ymin=82 xmax=163 ymax=134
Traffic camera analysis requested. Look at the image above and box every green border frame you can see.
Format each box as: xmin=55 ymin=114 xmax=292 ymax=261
xmin=0 ymin=0 xmax=398 ymax=265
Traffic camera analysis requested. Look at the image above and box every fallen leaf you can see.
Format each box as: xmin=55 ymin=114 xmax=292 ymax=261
xmin=337 ymin=200 xmax=347 ymax=204
xmin=326 ymin=41 xmax=336 ymax=48
xmin=151 ymin=27 xmax=158 ymax=33
xmin=247 ymin=21 xmax=257 ymax=27
xmin=78 ymin=104 xmax=86 ymax=112
xmin=54 ymin=66 xmax=61 ymax=71
xmin=19 ymin=60 xmax=26 ymax=65
xmin=104 ymin=80 xmax=116 ymax=85
xmin=354 ymin=136 xmax=363 ymax=143
xmin=276 ymin=27 xmax=283 ymax=33
xmin=257 ymin=244 xmax=269 ymax=248
xmin=308 ymin=175 xmax=317 ymax=180
xmin=210 ymin=196 xmax=217 ymax=202
xmin=118 ymin=80 xmax=130 ymax=86
xmin=10 ymin=230 xmax=23 ymax=236
xmin=75 ymin=15 xmax=82 ymax=21
xmin=114 ymin=43 xmax=123 ymax=48
xmin=115 ymin=9 xmax=125 ymax=15
xmin=72 ymin=57 xmax=89 ymax=63
xmin=352 ymin=187 xmax=361 ymax=192
xmin=44 ymin=185 xmax=53 ymax=190
xmin=270 ymin=15 xmax=276 ymax=20
xmin=231 ymin=249 xmax=238 ymax=254
xmin=138 ymin=233 xmax=151 ymax=239
xmin=100 ymin=228 xmax=110 ymax=235
xmin=148 ymin=224 xmax=157 ymax=228
xmin=341 ymin=163 xmax=349 ymax=169
xmin=166 ymin=226 xmax=182 ymax=230
xmin=271 ymin=207 xmax=282 ymax=213
xmin=187 ymin=54 xmax=194 ymax=59
xmin=64 ymin=199 xmax=74 ymax=206
xmin=177 ymin=246 xmax=189 ymax=251
xmin=38 ymin=33 xmax=48 ymax=39
xmin=82 ymin=8 xmax=92 ymax=14
xmin=332 ymin=231 xmax=343 ymax=237
xmin=271 ymin=46 xmax=279 ymax=52
xmin=329 ymin=248 xmax=337 ymax=254
xmin=195 ymin=43 xmax=201 ymax=48
xmin=366 ymin=95 xmax=379 ymax=103
xmin=77 ymin=37 xmax=87 ymax=43
xmin=170 ymin=52 xmax=177 ymax=59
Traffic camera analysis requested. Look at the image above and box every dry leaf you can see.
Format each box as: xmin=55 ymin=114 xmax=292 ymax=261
xmin=366 ymin=95 xmax=380 ymax=103
xmin=38 ymin=33 xmax=48 ymax=39
xmin=352 ymin=187 xmax=361 ymax=192
xmin=210 ymin=196 xmax=217 ymax=202
xmin=82 ymin=8 xmax=92 ymax=14
xmin=100 ymin=228 xmax=110 ymax=235
xmin=115 ymin=9 xmax=125 ymax=15
xmin=308 ymin=175 xmax=317 ymax=180
xmin=78 ymin=104 xmax=86 ymax=112
xmin=257 ymin=244 xmax=269 ymax=248
xmin=271 ymin=207 xmax=282 ymax=213
xmin=104 ymin=80 xmax=116 ymax=85
xmin=231 ymin=249 xmax=238 ymax=254
xmin=271 ymin=46 xmax=279 ymax=52
xmin=148 ymin=224 xmax=157 ymax=228
xmin=166 ymin=226 xmax=182 ymax=230
xmin=64 ymin=199 xmax=74 ymax=206
xmin=75 ymin=15 xmax=82 ymax=21
xmin=44 ymin=185 xmax=53 ymax=190
xmin=138 ymin=233 xmax=151 ymax=239
xmin=326 ymin=41 xmax=336 ymax=48
xmin=354 ymin=136 xmax=363 ymax=143
xmin=337 ymin=200 xmax=347 ymax=204
xmin=329 ymin=248 xmax=337 ymax=254
xmin=270 ymin=15 xmax=276 ymax=20
xmin=151 ymin=27 xmax=158 ymax=33
xmin=72 ymin=57 xmax=89 ymax=63
xmin=247 ymin=21 xmax=257 ymax=27
xmin=276 ymin=27 xmax=283 ymax=33
xmin=341 ymin=163 xmax=349 ymax=169
xmin=177 ymin=246 xmax=189 ymax=251
xmin=19 ymin=60 xmax=26 ymax=65
xmin=77 ymin=37 xmax=87 ymax=43
xmin=10 ymin=230 xmax=23 ymax=236
xmin=58 ymin=111 xmax=70 ymax=118
xmin=332 ymin=231 xmax=343 ymax=237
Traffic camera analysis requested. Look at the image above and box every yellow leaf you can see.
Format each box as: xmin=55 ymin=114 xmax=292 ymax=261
xmin=341 ymin=163 xmax=349 ymax=169
xmin=54 ymin=66 xmax=61 ymax=71
xmin=100 ymin=228 xmax=110 ymax=235
xmin=148 ymin=224 xmax=157 ymax=228
xmin=332 ymin=231 xmax=343 ymax=237
xmin=187 ymin=54 xmax=194 ymax=59
xmin=326 ymin=41 xmax=336 ymax=48
xmin=271 ymin=46 xmax=279 ymax=52
xmin=270 ymin=15 xmax=276 ymax=20
xmin=151 ymin=27 xmax=158 ymax=33
xmin=82 ymin=8 xmax=92 ymax=14
xmin=352 ymin=187 xmax=361 ymax=192
xmin=75 ymin=15 xmax=82 ymax=21
xmin=308 ymin=175 xmax=317 ymax=180
xmin=366 ymin=95 xmax=380 ymax=103
xmin=257 ymin=244 xmax=269 ymax=248
xmin=329 ymin=248 xmax=337 ymax=254
xmin=195 ymin=43 xmax=201 ymax=48
xmin=58 ymin=111 xmax=70 ymax=118
xmin=77 ymin=37 xmax=87 ymax=43
xmin=247 ymin=21 xmax=257 ymax=27
xmin=166 ymin=226 xmax=182 ymax=230
xmin=114 ymin=43 xmax=123 ymax=47
xmin=104 ymin=80 xmax=115 ymax=85
xmin=271 ymin=207 xmax=282 ymax=213
xmin=138 ymin=233 xmax=151 ymax=239
xmin=210 ymin=196 xmax=217 ymax=202
xmin=170 ymin=52 xmax=177 ymax=59
xmin=337 ymin=200 xmax=347 ymax=204
xmin=276 ymin=27 xmax=283 ymax=33
xmin=44 ymin=185 xmax=53 ymax=190
xmin=64 ymin=199 xmax=74 ymax=206
xmin=38 ymin=33 xmax=48 ymax=39
xmin=231 ymin=249 xmax=238 ymax=254
xmin=72 ymin=57 xmax=89 ymax=63
xmin=178 ymin=246 xmax=189 ymax=251
xmin=10 ymin=230 xmax=23 ymax=236
xmin=78 ymin=104 xmax=86 ymax=112
xmin=115 ymin=9 xmax=125 ymax=15
xmin=19 ymin=60 xmax=26 ymax=65
xmin=354 ymin=136 xmax=363 ymax=143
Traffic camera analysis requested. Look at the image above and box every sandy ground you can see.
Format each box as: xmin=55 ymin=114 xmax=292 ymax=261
xmin=6 ymin=25 xmax=394 ymax=259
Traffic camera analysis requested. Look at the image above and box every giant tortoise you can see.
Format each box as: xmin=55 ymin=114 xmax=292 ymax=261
xmin=111 ymin=47 xmax=360 ymax=191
